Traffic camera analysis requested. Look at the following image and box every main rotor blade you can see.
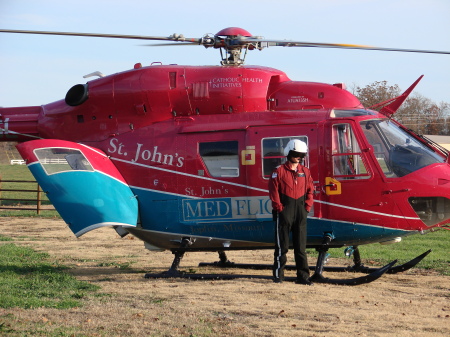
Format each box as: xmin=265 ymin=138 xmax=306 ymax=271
xmin=244 ymin=38 xmax=450 ymax=55
xmin=142 ymin=42 xmax=201 ymax=47
xmin=2 ymin=29 xmax=449 ymax=55
xmin=0 ymin=29 xmax=202 ymax=43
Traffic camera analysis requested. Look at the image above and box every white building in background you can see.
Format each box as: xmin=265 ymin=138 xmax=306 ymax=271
xmin=426 ymin=135 xmax=450 ymax=151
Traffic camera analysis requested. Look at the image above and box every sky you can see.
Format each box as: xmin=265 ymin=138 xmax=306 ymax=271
xmin=0 ymin=0 xmax=449 ymax=107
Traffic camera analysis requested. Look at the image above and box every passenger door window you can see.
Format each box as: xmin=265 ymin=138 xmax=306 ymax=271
xmin=262 ymin=136 xmax=308 ymax=178
xmin=199 ymin=141 xmax=239 ymax=177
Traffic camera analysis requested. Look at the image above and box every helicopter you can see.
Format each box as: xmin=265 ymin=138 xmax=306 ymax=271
xmin=1 ymin=27 xmax=449 ymax=285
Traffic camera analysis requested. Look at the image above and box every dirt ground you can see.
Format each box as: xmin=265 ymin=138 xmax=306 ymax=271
xmin=0 ymin=217 xmax=448 ymax=336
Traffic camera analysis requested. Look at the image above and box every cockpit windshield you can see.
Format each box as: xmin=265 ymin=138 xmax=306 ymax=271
xmin=360 ymin=119 xmax=445 ymax=178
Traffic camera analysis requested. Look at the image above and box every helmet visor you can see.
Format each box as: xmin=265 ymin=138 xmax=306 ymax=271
xmin=288 ymin=150 xmax=306 ymax=158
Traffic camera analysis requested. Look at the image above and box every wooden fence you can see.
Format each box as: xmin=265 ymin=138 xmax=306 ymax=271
xmin=0 ymin=179 xmax=56 ymax=214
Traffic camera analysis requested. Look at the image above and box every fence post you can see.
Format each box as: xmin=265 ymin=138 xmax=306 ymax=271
xmin=0 ymin=179 xmax=55 ymax=213
xmin=36 ymin=183 xmax=41 ymax=215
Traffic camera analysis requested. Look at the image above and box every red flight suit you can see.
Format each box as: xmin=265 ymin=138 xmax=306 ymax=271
xmin=268 ymin=162 xmax=314 ymax=282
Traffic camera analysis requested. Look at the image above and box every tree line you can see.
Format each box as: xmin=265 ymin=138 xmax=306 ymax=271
xmin=353 ymin=81 xmax=450 ymax=135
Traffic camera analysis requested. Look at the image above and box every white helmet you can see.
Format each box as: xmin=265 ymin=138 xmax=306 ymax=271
xmin=284 ymin=139 xmax=308 ymax=157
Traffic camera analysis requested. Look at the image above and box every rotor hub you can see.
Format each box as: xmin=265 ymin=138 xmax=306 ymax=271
xmin=213 ymin=27 xmax=255 ymax=66
xmin=215 ymin=27 xmax=252 ymax=37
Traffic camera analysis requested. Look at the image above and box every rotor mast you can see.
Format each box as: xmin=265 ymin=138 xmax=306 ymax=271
xmin=206 ymin=27 xmax=262 ymax=66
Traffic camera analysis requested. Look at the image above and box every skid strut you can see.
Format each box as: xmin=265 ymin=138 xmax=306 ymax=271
xmin=308 ymin=235 xmax=398 ymax=285
xmin=145 ymin=237 xmax=193 ymax=278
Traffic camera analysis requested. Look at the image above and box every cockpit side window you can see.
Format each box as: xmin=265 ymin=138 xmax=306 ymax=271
xmin=361 ymin=119 xmax=445 ymax=178
xmin=332 ymin=124 xmax=370 ymax=180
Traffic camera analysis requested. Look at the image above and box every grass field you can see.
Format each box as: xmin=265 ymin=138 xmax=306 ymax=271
xmin=0 ymin=162 xmax=447 ymax=336
xmin=0 ymin=218 xmax=448 ymax=337
xmin=0 ymin=239 xmax=100 ymax=309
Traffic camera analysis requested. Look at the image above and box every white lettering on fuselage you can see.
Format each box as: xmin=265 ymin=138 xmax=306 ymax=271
xmin=209 ymin=77 xmax=263 ymax=89
xmin=241 ymin=78 xmax=264 ymax=83
xmin=287 ymin=96 xmax=309 ymax=103
xmin=185 ymin=186 xmax=229 ymax=197
xmin=107 ymin=138 xmax=185 ymax=168
xmin=182 ymin=196 xmax=272 ymax=221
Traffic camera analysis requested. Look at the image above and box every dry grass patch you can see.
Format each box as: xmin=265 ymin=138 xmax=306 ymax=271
xmin=0 ymin=217 xmax=449 ymax=337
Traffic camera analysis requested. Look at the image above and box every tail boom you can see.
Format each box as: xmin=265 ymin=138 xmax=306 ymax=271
xmin=0 ymin=106 xmax=41 ymax=141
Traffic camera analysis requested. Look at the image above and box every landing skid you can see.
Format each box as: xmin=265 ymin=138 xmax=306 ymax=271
xmin=198 ymin=250 xmax=398 ymax=286
xmin=145 ymin=249 xmax=396 ymax=285
xmin=307 ymin=242 xmax=396 ymax=285
xmin=323 ymin=248 xmax=432 ymax=275
xmin=144 ymin=239 xmax=430 ymax=286
xmin=199 ymin=249 xmax=432 ymax=275
xmin=144 ymin=246 xmax=276 ymax=281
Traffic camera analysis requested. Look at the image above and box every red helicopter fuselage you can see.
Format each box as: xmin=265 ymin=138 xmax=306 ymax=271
xmin=1 ymin=64 xmax=449 ymax=251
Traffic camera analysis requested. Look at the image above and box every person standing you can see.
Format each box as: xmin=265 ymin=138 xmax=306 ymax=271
xmin=268 ymin=139 xmax=314 ymax=285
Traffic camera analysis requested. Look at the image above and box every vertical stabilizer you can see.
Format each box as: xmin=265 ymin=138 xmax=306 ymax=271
xmin=370 ymin=75 xmax=424 ymax=118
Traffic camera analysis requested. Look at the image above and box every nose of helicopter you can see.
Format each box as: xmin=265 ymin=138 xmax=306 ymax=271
xmin=400 ymin=162 xmax=450 ymax=229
